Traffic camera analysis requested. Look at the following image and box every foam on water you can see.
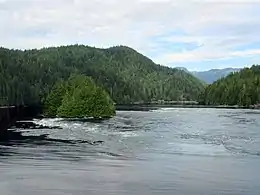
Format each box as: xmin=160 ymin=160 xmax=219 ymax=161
xmin=152 ymin=107 xmax=178 ymax=113
xmin=33 ymin=118 xmax=65 ymax=127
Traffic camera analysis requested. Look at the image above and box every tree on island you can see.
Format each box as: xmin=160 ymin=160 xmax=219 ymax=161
xmin=44 ymin=80 xmax=66 ymax=117
xmin=44 ymin=74 xmax=115 ymax=119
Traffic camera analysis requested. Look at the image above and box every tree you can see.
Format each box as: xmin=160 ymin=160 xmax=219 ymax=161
xmin=44 ymin=80 xmax=66 ymax=117
xmin=202 ymin=65 xmax=260 ymax=106
xmin=45 ymin=75 xmax=115 ymax=118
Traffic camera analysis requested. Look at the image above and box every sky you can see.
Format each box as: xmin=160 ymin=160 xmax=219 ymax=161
xmin=1 ymin=0 xmax=260 ymax=71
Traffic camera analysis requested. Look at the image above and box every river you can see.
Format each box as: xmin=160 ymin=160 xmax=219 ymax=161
xmin=0 ymin=108 xmax=260 ymax=195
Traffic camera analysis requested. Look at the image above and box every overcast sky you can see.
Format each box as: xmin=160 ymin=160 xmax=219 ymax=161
xmin=1 ymin=0 xmax=260 ymax=71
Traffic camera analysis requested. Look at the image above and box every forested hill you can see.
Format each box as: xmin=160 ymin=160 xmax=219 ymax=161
xmin=201 ymin=65 xmax=260 ymax=106
xmin=0 ymin=45 xmax=204 ymax=106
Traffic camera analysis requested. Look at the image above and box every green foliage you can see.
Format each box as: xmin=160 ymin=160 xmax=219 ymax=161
xmin=0 ymin=45 xmax=204 ymax=106
xmin=202 ymin=65 xmax=260 ymax=106
xmin=44 ymin=80 xmax=66 ymax=117
xmin=45 ymin=75 xmax=115 ymax=118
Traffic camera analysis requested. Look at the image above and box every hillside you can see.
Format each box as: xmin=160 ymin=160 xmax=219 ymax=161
xmin=0 ymin=45 xmax=204 ymax=106
xmin=192 ymin=68 xmax=241 ymax=84
xmin=201 ymin=65 xmax=260 ymax=106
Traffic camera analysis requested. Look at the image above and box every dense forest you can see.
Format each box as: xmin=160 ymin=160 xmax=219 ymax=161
xmin=201 ymin=65 xmax=260 ymax=106
xmin=0 ymin=45 xmax=204 ymax=106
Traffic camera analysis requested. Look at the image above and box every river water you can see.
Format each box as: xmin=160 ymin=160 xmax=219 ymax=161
xmin=0 ymin=108 xmax=260 ymax=195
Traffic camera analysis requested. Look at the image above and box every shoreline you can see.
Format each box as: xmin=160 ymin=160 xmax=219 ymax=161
xmin=116 ymin=104 xmax=260 ymax=111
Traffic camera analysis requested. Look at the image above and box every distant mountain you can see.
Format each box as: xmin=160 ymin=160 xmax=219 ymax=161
xmin=192 ymin=68 xmax=241 ymax=84
xmin=175 ymin=67 xmax=190 ymax=73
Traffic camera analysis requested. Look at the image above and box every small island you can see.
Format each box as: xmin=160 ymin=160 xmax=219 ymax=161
xmin=44 ymin=74 xmax=116 ymax=119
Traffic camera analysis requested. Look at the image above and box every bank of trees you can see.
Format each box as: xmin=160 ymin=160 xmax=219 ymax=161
xmin=201 ymin=65 xmax=260 ymax=106
xmin=0 ymin=45 xmax=204 ymax=106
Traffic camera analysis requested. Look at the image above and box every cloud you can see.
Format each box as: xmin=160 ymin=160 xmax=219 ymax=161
xmin=1 ymin=0 xmax=260 ymax=70
xmin=156 ymin=48 xmax=260 ymax=63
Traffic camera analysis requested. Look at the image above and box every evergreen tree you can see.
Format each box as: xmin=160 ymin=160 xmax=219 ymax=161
xmin=202 ymin=65 xmax=260 ymax=106
xmin=46 ymin=75 xmax=115 ymax=118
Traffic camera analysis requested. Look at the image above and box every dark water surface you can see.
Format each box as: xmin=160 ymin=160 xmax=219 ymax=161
xmin=1 ymin=108 xmax=260 ymax=195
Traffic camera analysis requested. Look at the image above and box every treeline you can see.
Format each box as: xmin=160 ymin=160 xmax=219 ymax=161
xmin=0 ymin=45 xmax=204 ymax=106
xmin=200 ymin=65 xmax=260 ymax=106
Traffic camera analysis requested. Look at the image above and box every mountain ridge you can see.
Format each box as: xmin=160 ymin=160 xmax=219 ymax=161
xmin=0 ymin=45 xmax=205 ymax=106
xmin=176 ymin=67 xmax=242 ymax=84
xmin=192 ymin=68 xmax=241 ymax=84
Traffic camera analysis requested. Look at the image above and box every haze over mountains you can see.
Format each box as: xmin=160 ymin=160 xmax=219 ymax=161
xmin=192 ymin=68 xmax=241 ymax=84
xmin=176 ymin=67 xmax=241 ymax=84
